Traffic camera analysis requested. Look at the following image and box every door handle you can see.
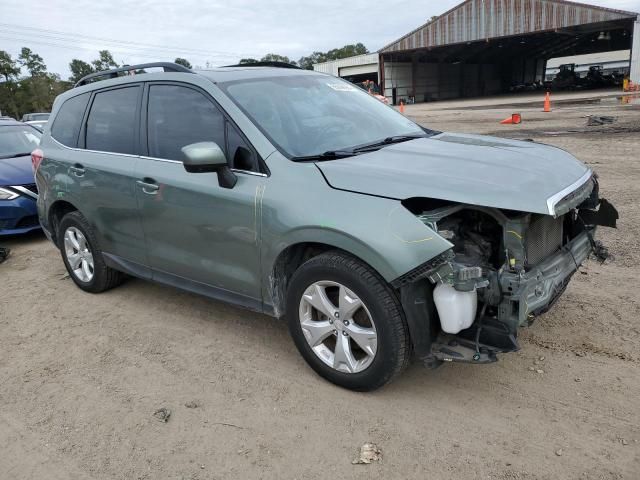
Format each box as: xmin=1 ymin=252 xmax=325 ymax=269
xmin=69 ymin=164 xmax=85 ymax=177
xmin=136 ymin=179 xmax=160 ymax=195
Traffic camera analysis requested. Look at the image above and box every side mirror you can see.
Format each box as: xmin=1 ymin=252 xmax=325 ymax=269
xmin=181 ymin=142 xmax=237 ymax=189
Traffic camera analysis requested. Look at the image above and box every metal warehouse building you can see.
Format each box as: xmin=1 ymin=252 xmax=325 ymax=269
xmin=312 ymin=53 xmax=380 ymax=83
xmin=375 ymin=0 xmax=639 ymax=104
xmin=314 ymin=0 xmax=640 ymax=104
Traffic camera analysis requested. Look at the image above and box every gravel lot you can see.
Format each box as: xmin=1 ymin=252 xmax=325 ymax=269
xmin=1 ymin=91 xmax=639 ymax=480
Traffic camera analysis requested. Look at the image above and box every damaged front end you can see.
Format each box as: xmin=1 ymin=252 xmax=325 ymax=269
xmin=394 ymin=176 xmax=618 ymax=367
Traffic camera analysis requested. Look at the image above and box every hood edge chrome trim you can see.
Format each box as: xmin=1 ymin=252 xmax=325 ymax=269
xmin=546 ymin=169 xmax=592 ymax=217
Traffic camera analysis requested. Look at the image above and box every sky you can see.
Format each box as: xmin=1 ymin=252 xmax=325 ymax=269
xmin=2 ymin=0 xmax=639 ymax=79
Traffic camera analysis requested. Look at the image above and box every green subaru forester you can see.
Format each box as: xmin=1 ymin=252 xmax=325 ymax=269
xmin=35 ymin=62 xmax=617 ymax=391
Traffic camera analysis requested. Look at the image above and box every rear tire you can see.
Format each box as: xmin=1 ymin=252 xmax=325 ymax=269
xmin=58 ymin=211 xmax=124 ymax=293
xmin=286 ymin=251 xmax=410 ymax=391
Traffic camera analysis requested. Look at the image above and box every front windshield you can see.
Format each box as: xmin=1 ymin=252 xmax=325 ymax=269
xmin=0 ymin=126 xmax=41 ymax=159
xmin=220 ymin=75 xmax=427 ymax=158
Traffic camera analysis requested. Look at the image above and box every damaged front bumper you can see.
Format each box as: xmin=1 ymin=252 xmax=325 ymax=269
xmin=499 ymin=228 xmax=592 ymax=330
xmin=397 ymin=187 xmax=617 ymax=367
xmin=425 ymin=230 xmax=594 ymax=365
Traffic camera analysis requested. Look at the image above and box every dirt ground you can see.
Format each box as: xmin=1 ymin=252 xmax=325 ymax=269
xmin=1 ymin=91 xmax=639 ymax=480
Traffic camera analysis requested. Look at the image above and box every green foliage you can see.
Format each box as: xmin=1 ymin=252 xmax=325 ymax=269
xmin=0 ymin=72 xmax=70 ymax=119
xmin=174 ymin=57 xmax=192 ymax=69
xmin=18 ymin=47 xmax=47 ymax=76
xmin=16 ymin=74 xmax=70 ymax=115
xmin=0 ymin=48 xmax=120 ymax=118
xmin=69 ymin=59 xmax=95 ymax=84
xmin=260 ymin=54 xmax=297 ymax=65
xmin=0 ymin=50 xmax=20 ymax=82
xmin=91 ymin=50 xmax=119 ymax=72
xmin=298 ymin=43 xmax=369 ymax=70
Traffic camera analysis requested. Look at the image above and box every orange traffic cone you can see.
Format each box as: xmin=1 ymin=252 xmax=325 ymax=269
xmin=543 ymin=92 xmax=551 ymax=112
xmin=399 ymin=101 xmax=405 ymax=114
xmin=500 ymin=113 xmax=522 ymax=125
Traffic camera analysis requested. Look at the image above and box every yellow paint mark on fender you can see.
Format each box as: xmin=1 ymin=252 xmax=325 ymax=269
xmin=506 ymin=230 xmax=523 ymax=240
xmin=391 ymin=234 xmax=434 ymax=244
xmin=387 ymin=206 xmax=434 ymax=244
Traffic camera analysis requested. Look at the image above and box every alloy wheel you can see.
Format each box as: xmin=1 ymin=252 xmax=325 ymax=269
xmin=298 ymin=281 xmax=377 ymax=374
xmin=63 ymin=226 xmax=95 ymax=282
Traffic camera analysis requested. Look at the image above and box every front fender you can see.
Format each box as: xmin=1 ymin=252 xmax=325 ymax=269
xmin=262 ymin=187 xmax=453 ymax=286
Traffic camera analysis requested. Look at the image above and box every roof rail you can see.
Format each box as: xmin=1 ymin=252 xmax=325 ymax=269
xmin=223 ymin=61 xmax=301 ymax=69
xmin=74 ymin=62 xmax=192 ymax=88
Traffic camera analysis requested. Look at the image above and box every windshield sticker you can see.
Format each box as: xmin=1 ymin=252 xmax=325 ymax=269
xmin=326 ymin=83 xmax=356 ymax=92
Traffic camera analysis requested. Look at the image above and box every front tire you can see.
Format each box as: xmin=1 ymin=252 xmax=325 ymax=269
xmin=58 ymin=211 xmax=124 ymax=293
xmin=286 ymin=252 xmax=410 ymax=391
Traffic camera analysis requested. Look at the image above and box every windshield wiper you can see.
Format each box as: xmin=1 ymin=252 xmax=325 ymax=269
xmin=290 ymin=133 xmax=430 ymax=161
xmin=291 ymin=150 xmax=359 ymax=162
xmin=352 ymin=134 xmax=427 ymax=153
xmin=0 ymin=152 xmax=32 ymax=160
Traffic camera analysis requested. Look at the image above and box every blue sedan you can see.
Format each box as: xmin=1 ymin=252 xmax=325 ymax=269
xmin=0 ymin=120 xmax=42 ymax=235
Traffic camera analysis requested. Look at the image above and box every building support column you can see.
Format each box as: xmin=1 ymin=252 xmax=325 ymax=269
xmin=379 ymin=53 xmax=386 ymax=99
xmin=631 ymin=17 xmax=640 ymax=83
xmin=411 ymin=53 xmax=418 ymax=102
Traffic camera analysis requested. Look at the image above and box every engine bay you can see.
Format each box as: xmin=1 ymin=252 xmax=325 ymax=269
xmin=398 ymin=191 xmax=618 ymax=366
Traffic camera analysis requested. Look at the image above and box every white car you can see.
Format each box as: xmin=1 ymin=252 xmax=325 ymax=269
xmin=22 ymin=113 xmax=50 ymax=130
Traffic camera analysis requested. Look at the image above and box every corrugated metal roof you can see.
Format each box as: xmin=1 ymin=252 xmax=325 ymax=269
xmin=381 ymin=0 xmax=638 ymax=53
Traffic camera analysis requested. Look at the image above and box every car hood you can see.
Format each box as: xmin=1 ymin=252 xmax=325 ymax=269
xmin=316 ymin=132 xmax=591 ymax=215
xmin=0 ymin=154 xmax=35 ymax=186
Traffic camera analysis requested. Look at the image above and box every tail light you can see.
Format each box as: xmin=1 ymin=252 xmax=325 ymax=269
xmin=31 ymin=148 xmax=44 ymax=172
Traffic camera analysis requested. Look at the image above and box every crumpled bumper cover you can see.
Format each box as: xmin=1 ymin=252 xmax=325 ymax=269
xmin=499 ymin=229 xmax=593 ymax=328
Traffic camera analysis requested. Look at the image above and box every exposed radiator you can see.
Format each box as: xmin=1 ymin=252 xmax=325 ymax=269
xmin=526 ymin=215 xmax=563 ymax=266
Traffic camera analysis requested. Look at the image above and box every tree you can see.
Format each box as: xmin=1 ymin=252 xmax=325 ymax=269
xmin=174 ymin=57 xmax=192 ymax=69
xmin=298 ymin=52 xmax=327 ymax=71
xmin=326 ymin=43 xmax=368 ymax=60
xmin=91 ymin=50 xmax=119 ymax=72
xmin=260 ymin=53 xmax=296 ymax=65
xmin=298 ymin=43 xmax=369 ymax=70
xmin=68 ymin=50 xmax=119 ymax=83
xmin=18 ymin=47 xmax=47 ymax=76
xmin=238 ymin=58 xmax=260 ymax=65
xmin=0 ymin=47 xmax=71 ymax=119
xmin=69 ymin=59 xmax=95 ymax=83
xmin=15 ymin=74 xmax=70 ymax=115
xmin=297 ymin=52 xmax=327 ymax=71
xmin=0 ymin=50 xmax=20 ymax=82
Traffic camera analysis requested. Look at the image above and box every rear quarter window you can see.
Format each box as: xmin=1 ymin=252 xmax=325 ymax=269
xmin=50 ymin=93 xmax=90 ymax=147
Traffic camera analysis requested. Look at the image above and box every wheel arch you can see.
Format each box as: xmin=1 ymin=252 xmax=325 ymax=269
xmin=265 ymin=236 xmax=395 ymax=319
xmin=48 ymin=199 xmax=80 ymax=247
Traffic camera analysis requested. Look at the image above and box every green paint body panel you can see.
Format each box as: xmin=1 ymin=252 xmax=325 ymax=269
xmin=37 ymin=67 xmax=594 ymax=316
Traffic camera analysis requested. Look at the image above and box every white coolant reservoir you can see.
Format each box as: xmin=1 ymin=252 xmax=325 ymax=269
xmin=433 ymin=283 xmax=478 ymax=334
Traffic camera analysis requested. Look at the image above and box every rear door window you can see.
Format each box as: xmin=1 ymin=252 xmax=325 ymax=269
xmin=146 ymin=84 xmax=225 ymax=161
xmin=50 ymin=93 xmax=90 ymax=147
xmin=85 ymin=87 xmax=140 ymax=155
